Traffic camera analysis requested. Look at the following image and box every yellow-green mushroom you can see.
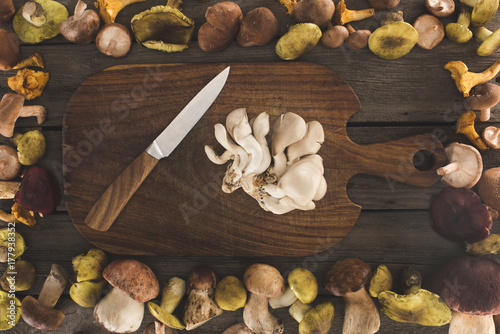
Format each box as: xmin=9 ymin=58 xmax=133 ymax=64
xmin=13 ymin=130 xmax=46 ymax=166
xmin=215 ymin=275 xmax=247 ymax=311
xmin=148 ymin=277 xmax=186 ymax=330
xmin=276 ymin=23 xmax=322 ymax=60
xmin=0 ymin=289 xmax=21 ymax=330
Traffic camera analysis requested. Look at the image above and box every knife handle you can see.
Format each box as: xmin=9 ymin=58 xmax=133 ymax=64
xmin=84 ymin=151 xmax=159 ymax=231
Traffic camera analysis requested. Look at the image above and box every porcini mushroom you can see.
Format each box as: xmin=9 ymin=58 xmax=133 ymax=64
xmin=0 ymin=145 xmax=21 ymax=180
xmin=21 ymin=263 xmax=69 ymax=331
xmin=368 ymin=21 xmax=419 ymax=60
xmin=198 ymin=1 xmax=243 ymax=52
xmin=95 ymin=23 xmax=132 ymax=58
xmin=445 ymin=9 xmax=473 ymax=43
xmin=425 ymin=0 xmax=455 ymax=17
xmin=13 ymin=0 xmax=69 ymax=44
xmin=413 ymin=14 xmax=445 ymax=50
xmin=460 ymin=0 xmax=499 ymax=26
xmin=483 ymin=126 xmax=500 ymax=148
xmin=430 ymin=187 xmax=492 ymax=243
xmin=94 ymin=0 xmax=146 ymax=24
xmin=368 ymin=264 xmax=393 ymax=298
xmin=467 ymin=83 xmax=500 ymax=121
xmin=378 ymin=289 xmax=452 ymax=326
xmin=368 ymin=0 xmax=400 ymax=10
xmin=215 ymin=275 xmax=247 ymax=311
xmin=0 ymin=0 xmax=15 ymax=23
xmin=334 ymin=0 xmax=375 ymax=25
xmin=456 ymin=110 xmax=488 ymax=151
xmin=148 ymin=277 xmax=186 ymax=329
xmin=344 ymin=24 xmax=371 ymax=50
xmin=0 ymin=289 xmax=21 ymax=330
xmin=323 ymin=258 xmax=380 ymax=334
xmin=243 ymin=263 xmax=285 ymax=334
xmin=477 ymin=167 xmax=500 ymax=211
xmin=444 ymin=59 xmax=500 ymax=97
xmin=131 ymin=0 xmax=195 ymax=53
xmin=183 ymin=266 xmax=223 ymax=330
xmin=320 ymin=24 xmax=349 ymax=49
xmin=432 ymin=256 xmax=500 ymax=333
xmin=237 ymin=7 xmax=278 ymax=47
xmin=59 ymin=0 xmax=100 ymax=44
xmin=278 ymin=0 xmax=335 ymax=29
xmin=436 ymin=142 xmax=482 ymax=188
xmin=475 ymin=27 xmax=500 ymax=56
xmin=94 ymin=259 xmax=160 ymax=333
xmin=0 ymin=29 xmax=21 ymax=71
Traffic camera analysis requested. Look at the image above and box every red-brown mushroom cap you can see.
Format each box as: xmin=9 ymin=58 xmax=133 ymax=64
xmin=0 ymin=0 xmax=15 ymax=24
xmin=323 ymin=258 xmax=371 ymax=296
xmin=432 ymin=256 xmax=500 ymax=315
xmin=430 ymin=187 xmax=492 ymax=243
xmin=0 ymin=145 xmax=21 ymax=180
xmin=187 ymin=265 xmax=217 ymax=292
xmin=102 ymin=259 xmax=159 ymax=303
xmin=243 ymin=263 xmax=285 ymax=298
xmin=15 ymin=166 xmax=61 ymax=216
xmin=0 ymin=29 xmax=21 ymax=71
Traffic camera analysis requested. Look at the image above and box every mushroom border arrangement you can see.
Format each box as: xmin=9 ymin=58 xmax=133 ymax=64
xmin=2 ymin=0 xmax=500 ymax=333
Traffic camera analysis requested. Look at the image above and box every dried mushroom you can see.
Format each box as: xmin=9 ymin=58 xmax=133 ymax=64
xmin=95 ymin=0 xmax=145 ymax=24
xmin=368 ymin=22 xmax=418 ymax=60
xmin=8 ymin=69 xmax=49 ymax=101
xmin=198 ymin=1 xmax=242 ymax=52
xmin=276 ymin=23 xmax=322 ymax=60
xmin=13 ymin=0 xmax=68 ymax=44
xmin=96 ymin=23 xmax=132 ymax=58
xmin=237 ymin=7 xmax=278 ymax=47
xmin=0 ymin=29 xmax=21 ymax=71
xmin=59 ymin=0 xmax=100 ymax=44
xmin=131 ymin=0 xmax=195 ymax=53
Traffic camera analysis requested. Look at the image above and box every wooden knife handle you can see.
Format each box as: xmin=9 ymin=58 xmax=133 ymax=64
xmin=84 ymin=151 xmax=159 ymax=231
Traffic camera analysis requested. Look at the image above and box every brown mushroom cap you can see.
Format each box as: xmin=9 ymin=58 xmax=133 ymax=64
xmin=0 ymin=145 xmax=21 ymax=180
xmin=323 ymin=258 xmax=371 ymax=296
xmin=21 ymin=295 xmax=65 ymax=331
xmin=346 ymin=29 xmax=371 ymax=50
xmin=103 ymin=259 xmax=159 ymax=303
xmin=321 ymin=25 xmax=349 ymax=48
xmin=368 ymin=0 xmax=400 ymax=10
xmin=430 ymin=187 xmax=492 ymax=243
xmin=0 ymin=94 xmax=26 ymax=138
xmin=477 ymin=167 xmax=500 ymax=212
xmin=425 ymin=0 xmax=455 ymax=17
xmin=187 ymin=265 xmax=217 ymax=292
xmin=432 ymin=256 xmax=500 ymax=315
xmin=483 ymin=126 xmax=500 ymax=149
xmin=293 ymin=0 xmax=335 ymax=28
xmin=0 ymin=0 xmax=15 ymax=23
xmin=468 ymin=83 xmax=500 ymax=111
xmin=413 ymin=14 xmax=445 ymax=49
xmin=0 ymin=29 xmax=21 ymax=71
xmin=243 ymin=263 xmax=285 ymax=298
xmin=237 ymin=7 xmax=278 ymax=47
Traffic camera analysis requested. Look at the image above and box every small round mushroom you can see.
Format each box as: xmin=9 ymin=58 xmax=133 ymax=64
xmin=467 ymin=83 xmax=500 ymax=121
xmin=413 ymin=14 xmax=445 ymax=49
xmin=368 ymin=0 xmax=400 ymax=10
xmin=0 ymin=145 xmax=21 ymax=180
xmin=477 ymin=167 xmax=500 ymax=212
xmin=0 ymin=0 xmax=15 ymax=24
xmin=0 ymin=29 xmax=21 ymax=71
xmin=243 ymin=263 xmax=285 ymax=334
xmin=436 ymin=142 xmax=482 ymax=188
xmin=425 ymin=0 xmax=455 ymax=17
xmin=445 ymin=9 xmax=473 ymax=43
xmin=95 ymin=23 xmax=132 ymax=58
xmin=269 ymin=267 xmax=318 ymax=309
xmin=400 ymin=266 xmax=422 ymax=295
xmin=15 ymin=130 xmax=46 ymax=166
xmin=430 ymin=187 xmax=492 ymax=243
xmin=59 ymin=0 xmax=100 ymax=44
xmin=198 ymin=1 xmax=243 ymax=52
xmin=237 ymin=7 xmax=278 ymax=47
xmin=432 ymin=256 xmax=500 ymax=333
xmin=320 ymin=24 xmax=349 ymax=49
xmin=292 ymin=0 xmax=336 ymax=29
xmin=323 ymin=258 xmax=380 ymax=334
xmin=215 ymin=275 xmax=247 ymax=311
xmin=483 ymin=126 xmax=500 ymax=149
xmin=345 ymin=23 xmax=371 ymax=50
xmin=148 ymin=277 xmax=186 ymax=329
xmin=93 ymin=259 xmax=160 ymax=333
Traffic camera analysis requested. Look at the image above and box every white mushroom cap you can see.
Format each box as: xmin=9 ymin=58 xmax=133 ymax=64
xmin=436 ymin=142 xmax=483 ymax=188
xmin=483 ymin=126 xmax=500 ymax=149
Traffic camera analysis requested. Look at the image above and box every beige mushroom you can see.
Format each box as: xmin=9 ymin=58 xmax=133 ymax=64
xmin=483 ymin=126 xmax=500 ymax=149
xmin=413 ymin=14 xmax=445 ymax=49
xmin=0 ymin=145 xmax=21 ymax=180
xmin=436 ymin=142 xmax=483 ymax=188
xmin=0 ymin=94 xmax=47 ymax=138
xmin=222 ymin=323 xmax=254 ymax=334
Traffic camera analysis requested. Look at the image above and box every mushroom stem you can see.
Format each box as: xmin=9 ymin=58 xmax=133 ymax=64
xmin=243 ymin=293 xmax=284 ymax=334
xmin=457 ymin=9 xmax=472 ymax=27
xmin=160 ymin=277 xmax=185 ymax=312
xmin=269 ymin=286 xmax=297 ymax=309
xmin=449 ymin=311 xmax=495 ymax=333
xmin=19 ymin=105 xmax=47 ymax=124
xmin=480 ymin=108 xmax=491 ymax=122
xmin=38 ymin=264 xmax=70 ymax=309
xmin=0 ymin=181 xmax=20 ymax=199
xmin=475 ymin=26 xmax=493 ymax=41
xmin=288 ymin=300 xmax=312 ymax=323
xmin=22 ymin=1 xmax=47 ymax=27
xmin=343 ymin=287 xmax=380 ymax=334
xmin=0 ymin=209 xmax=18 ymax=224
xmin=436 ymin=161 xmax=460 ymax=175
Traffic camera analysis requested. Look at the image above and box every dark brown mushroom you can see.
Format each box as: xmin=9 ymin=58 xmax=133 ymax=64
xmin=293 ymin=0 xmax=336 ymax=29
xmin=467 ymin=83 xmax=500 ymax=121
xmin=237 ymin=7 xmax=278 ymax=47
xmin=198 ymin=1 xmax=243 ymax=52
xmin=321 ymin=24 xmax=349 ymax=48
xmin=413 ymin=14 xmax=445 ymax=49
xmin=477 ymin=167 xmax=500 ymax=212
xmin=0 ymin=0 xmax=15 ymax=23
xmin=432 ymin=256 xmax=500 ymax=333
xmin=368 ymin=0 xmax=400 ymax=10
xmin=430 ymin=187 xmax=492 ymax=243
xmin=0 ymin=29 xmax=21 ymax=71
xmin=425 ymin=0 xmax=455 ymax=17
xmin=345 ymin=23 xmax=371 ymax=50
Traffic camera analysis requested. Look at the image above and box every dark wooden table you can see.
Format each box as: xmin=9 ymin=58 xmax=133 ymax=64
xmin=1 ymin=0 xmax=499 ymax=333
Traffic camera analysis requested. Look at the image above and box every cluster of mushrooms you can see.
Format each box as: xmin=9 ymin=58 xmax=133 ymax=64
xmin=205 ymin=108 xmax=327 ymax=214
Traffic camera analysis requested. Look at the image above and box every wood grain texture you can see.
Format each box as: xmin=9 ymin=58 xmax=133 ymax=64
xmin=64 ymin=62 xmax=446 ymax=256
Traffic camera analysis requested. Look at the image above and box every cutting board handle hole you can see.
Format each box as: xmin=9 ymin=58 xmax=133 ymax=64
xmin=412 ymin=150 xmax=436 ymax=172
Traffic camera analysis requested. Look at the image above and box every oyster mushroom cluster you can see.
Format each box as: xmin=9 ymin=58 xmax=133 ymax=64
xmin=205 ymin=108 xmax=327 ymax=214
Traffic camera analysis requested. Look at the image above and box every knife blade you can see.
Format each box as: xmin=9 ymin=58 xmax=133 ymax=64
xmin=84 ymin=66 xmax=230 ymax=231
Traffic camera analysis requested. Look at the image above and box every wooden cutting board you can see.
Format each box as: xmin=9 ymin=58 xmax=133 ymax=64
xmin=63 ymin=62 xmax=446 ymax=256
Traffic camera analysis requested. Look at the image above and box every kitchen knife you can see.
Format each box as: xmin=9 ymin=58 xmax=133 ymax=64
xmin=84 ymin=66 xmax=230 ymax=231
